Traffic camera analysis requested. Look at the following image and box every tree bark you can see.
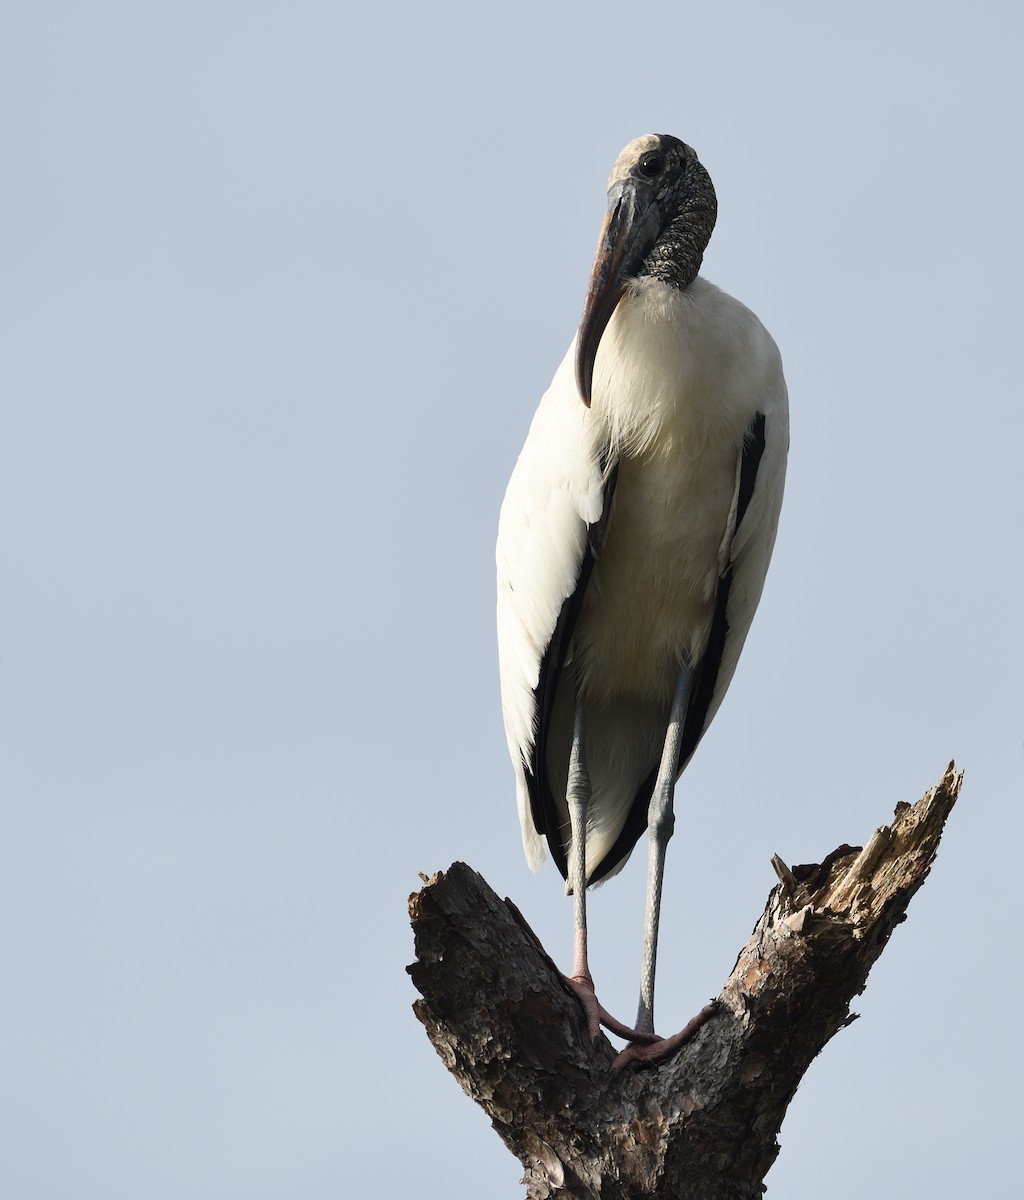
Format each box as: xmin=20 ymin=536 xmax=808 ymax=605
xmin=407 ymin=763 xmax=961 ymax=1199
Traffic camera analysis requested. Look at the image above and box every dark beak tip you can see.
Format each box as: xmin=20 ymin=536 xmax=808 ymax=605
xmin=574 ymin=355 xmax=594 ymax=408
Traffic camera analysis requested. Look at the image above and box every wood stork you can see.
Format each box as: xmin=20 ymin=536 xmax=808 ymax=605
xmin=496 ymin=134 xmax=788 ymax=1064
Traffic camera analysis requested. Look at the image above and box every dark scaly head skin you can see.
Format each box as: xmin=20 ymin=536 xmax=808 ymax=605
xmin=576 ymin=134 xmax=718 ymax=405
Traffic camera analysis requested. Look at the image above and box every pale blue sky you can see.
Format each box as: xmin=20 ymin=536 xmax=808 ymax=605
xmin=2 ymin=3 xmax=1021 ymax=1196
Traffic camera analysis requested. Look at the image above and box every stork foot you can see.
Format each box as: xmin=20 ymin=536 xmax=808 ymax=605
xmin=563 ymin=974 xmax=663 ymax=1045
xmin=611 ymin=999 xmax=720 ymax=1070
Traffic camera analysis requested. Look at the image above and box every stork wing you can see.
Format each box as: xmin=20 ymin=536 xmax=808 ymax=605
xmin=496 ymin=349 xmax=613 ymax=873
xmin=525 ymin=461 xmax=617 ymax=879
xmin=675 ymin=413 xmax=766 ymax=759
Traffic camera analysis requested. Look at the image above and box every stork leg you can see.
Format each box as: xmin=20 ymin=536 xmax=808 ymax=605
xmin=562 ymin=686 xmax=660 ymax=1046
xmin=635 ymin=665 xmax=692 ymax=1034
xmin=566 ymin=692 xmax=592 ymax=986
xmin=610 ymin=666 xmax=722 ymax=1069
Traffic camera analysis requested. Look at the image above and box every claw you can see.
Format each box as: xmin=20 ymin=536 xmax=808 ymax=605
xmin=611 ymin=999 xmax=720 ymax=1069
xmin=563 ymin=975 xmax=662 ymax=1045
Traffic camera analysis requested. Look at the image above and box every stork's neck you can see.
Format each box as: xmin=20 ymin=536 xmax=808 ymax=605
xmin=640 ymin=214 xmax=706 ymax=292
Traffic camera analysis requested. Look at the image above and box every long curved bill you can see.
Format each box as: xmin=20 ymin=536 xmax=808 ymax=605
xmin=575 ymin=179 xmax=663 ymax=406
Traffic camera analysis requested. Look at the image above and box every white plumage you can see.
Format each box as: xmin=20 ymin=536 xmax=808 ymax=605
xmin=496 ymin=134 xmax=788 ymax=1052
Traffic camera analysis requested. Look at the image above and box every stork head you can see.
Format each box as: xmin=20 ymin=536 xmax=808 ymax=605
xmin=575 ymin=134 xmax=717 ymax=406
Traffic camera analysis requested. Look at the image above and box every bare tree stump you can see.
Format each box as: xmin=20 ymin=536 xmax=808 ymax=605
xmin=407 ymin=764 xmax=961 ymax=1199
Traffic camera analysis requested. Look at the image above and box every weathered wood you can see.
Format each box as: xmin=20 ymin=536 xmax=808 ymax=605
xmin=408 ymin=764 xmax=961 ymax=1199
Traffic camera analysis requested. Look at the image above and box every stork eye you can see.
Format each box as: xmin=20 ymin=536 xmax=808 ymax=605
xmin=637 ymin=151 xmax=665 ymax=179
